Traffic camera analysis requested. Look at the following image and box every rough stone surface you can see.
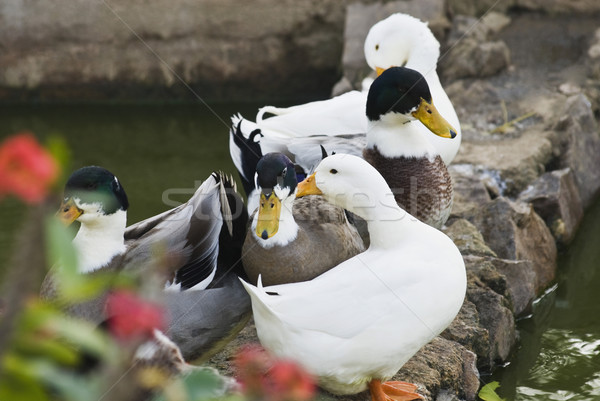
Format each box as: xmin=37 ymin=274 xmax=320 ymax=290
xmin=441 ymin=14 xmax=511 ymax=81
xmin=0 ymin=0 xmax=368 ymax=101
xmin=448 ymin=165 xmax=493 ymax=217
xmin=453 ymin=130 xmax=559 ymax=197
xmin=443 ymin=219 xmax=496 ymax=257
xmin=466 ymin=273 xmax=516 ymax=364
xmin=557 ymin=95 xmax=600 ymax=208
xmin=465 ymin=255 xmax=537 ymax=317
xmin=441 ymin=300 xmax=491 ymax=369
xmin=446 ymin=0 xmax=512 ymax=17
xmin=515 ymin=0 xmax=600 ymax=13
xmin=461 ymin=197 xmax=557 ymax=293
xmin=334 ymin=0 xmax=448 ymax=92
xmin=398 ymin=337 xmax=480 ymax=401
xmin=518 ymin=168 xmax=584 ymax=245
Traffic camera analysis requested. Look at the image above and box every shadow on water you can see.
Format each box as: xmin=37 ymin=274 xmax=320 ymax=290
xmin=0 ymin=102 xmax=268 ymax=274
xmin=494 ymin=198 xmax=600 ymax=400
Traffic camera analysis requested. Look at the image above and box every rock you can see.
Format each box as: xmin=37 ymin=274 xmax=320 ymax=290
xmin=518 ymin=168 xmax=583 ymax=245
xmin=442 ymin=300 xmax=491 ymax=369
xmin=557 ymin=94 xmax=600 ymax=208
xmin=441 ymin=14 xmax=510 ymax=81
xmin=0 ymin=0 xmax=362 ymax=101
xmin=443 ymin=39 xmax=510 ymax=81
xmin=465 ymin=255 xmax=537 ymax=316
xmin=443 ymin=219 xmax=496 ymax=257
xmin=462 ymin=197 xmax=557 ymax=293
xmin=398 ymin=337 xmax=479 ymax=401
xmin=448 ymin=164 xmax=495 ymax=217
xmin=515 ymin=0 xmax=600 ymax=14
xmin=466 ymin=279 xmax=516 ymax=363
xmin=446 ymin=0 xmax=512 ymax=17
xmin=453 ymin=130 xmax=559 ymax=197
xmin=335 ymin=0 xmax=448 ymax=90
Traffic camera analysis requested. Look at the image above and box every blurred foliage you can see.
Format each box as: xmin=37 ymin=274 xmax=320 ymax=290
xmin=0 ymin=132 xmax=317 ymax=401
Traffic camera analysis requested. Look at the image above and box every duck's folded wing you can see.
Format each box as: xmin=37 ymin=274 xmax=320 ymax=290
xmin=256 ymin=90 xmax=368 ymax=138
xmin=284 ymin=134 xmax=366 ymax=173
xmin=123 ymin=175 xmax=225 ymax=290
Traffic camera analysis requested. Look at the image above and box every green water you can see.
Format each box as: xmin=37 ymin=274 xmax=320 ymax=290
xmin=0 ymin=102 xmax=264 ymax=270
xmin=494 ymin=199 xmax=600 ymax=400
xmin=1 ymin=104 xmax=600 ymax=399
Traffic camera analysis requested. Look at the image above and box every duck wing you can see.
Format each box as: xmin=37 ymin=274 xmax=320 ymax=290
xmin=123 ymin=172 xmax=246 ymax=291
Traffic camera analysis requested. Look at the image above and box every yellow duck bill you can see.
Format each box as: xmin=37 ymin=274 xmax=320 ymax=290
xmin=57 ymin=198 xmax=83 ymax=226
xmin=256 ymin=192 xmax=282 ymax=239
xmin=412 ymin=98 xmax=457 ymax=139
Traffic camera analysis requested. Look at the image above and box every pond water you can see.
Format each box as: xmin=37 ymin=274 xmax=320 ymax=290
xmin=0 ymin=102 xmax=264 ymax=271
xmin=493 ymin=199 xmax=600 ymax=400
xmin=1 ymin=103 xmax=599 ymax=399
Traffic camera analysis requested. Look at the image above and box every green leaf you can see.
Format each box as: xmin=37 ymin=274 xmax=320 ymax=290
xmin=154 ymin=368 xmax=230 ymax=401
xmin=479 ymin=381 xmax=506 ymax=401
xmin=45 ymin=216 xmax=78 ymax=276
xmin=45 ymin=135 xmax=71 ymax=172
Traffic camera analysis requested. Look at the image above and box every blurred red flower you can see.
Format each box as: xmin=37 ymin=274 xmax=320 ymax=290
xmin=0 ymin=132 xmax=60 ymax=204
xmin=105 ymin=291 xmax=166 ymax=341
xmin=234 ymin=344 xmax=316 ymax=401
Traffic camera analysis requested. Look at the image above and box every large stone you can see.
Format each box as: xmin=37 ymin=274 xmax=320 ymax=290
xmin=399 ymin=337 xmax=480 ymax=401
xmin=443 ymin=219 xmax=496 ymax=257
xmin=518 ymin=168 xmax=584 ymax=245
xmin=516 ymin=0 xmax=600 ymax=13
xmin=465 ymin=255 xmax=537 ymax=316
xmin=0 ymin=0 xmax=362 ymax=101
xmin=442 ymin=39 xmax=510 ymax=81
xmin=462 ymin=197 xmax=557 ymax=293
xmin=335 ymin=0 xmax=448 ymax=91
xmin=557 ymin=94 xmax=600 ymax=208
xmin=466 ymin=280 xmax=515 ymax=364
xmin=446 ymin=0 xmax=512 ymax=17
xmin=453 ymin=129 xmax=559 ymax=197
xmin=442 ymin=300 xmax=491 ymax=369
xmin=441 ymin=13 xmax=511 ymax=81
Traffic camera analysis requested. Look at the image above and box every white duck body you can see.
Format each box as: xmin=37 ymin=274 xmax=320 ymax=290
xmin=241 ymin=155 xmax=466 ymax=395
xmin=239 ymin=13 xmax=460 ymax=165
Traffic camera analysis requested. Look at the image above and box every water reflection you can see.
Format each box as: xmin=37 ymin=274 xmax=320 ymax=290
xmin=495 ymin=199 xmax=600 ymax=400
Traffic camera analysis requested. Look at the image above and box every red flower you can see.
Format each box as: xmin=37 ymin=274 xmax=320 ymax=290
xmin=0 ymin=132 xmax=60 ymax=204
xmin=267 ymin=360 xmax=316 ymax=401
xmin=105 ymin=291 xmax=166 ymax=341
xmin=234 ymin=344 xmax=316 ymax=401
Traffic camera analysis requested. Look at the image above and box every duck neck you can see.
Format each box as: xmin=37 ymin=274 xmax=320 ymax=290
xmin=72 ymin=209 xmax=127 ymax=273
xmin=350 ymin=191 xmax=413 ymax=250
xmin=366 ymin=113 xmax=438 ymax=161
xmin=252 ymin=195 xmax=299 ymax=249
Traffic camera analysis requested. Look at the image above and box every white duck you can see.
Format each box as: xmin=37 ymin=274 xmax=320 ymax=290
xmin=231 ymin=13 xmax=461 ymax=167
xmin=232 ymin=66 xmax=456 ymax=229
xmin=241 ymin=154 xmax=466 ymax=401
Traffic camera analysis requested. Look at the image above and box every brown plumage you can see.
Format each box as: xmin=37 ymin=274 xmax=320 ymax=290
xmin=363 ymin=146 xmax=453 ymax=229
xmin=242 ymin=195 xmax=365 ymax=286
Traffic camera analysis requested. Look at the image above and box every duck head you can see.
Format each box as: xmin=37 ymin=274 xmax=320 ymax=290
xmin=254 ymin=153 xmax=297 ymax=240
xmin=366 ymin=66 xmax=457 ymax=140
xmin=58 ymin=166 xmax=129 ymax=227
xmin=364 ymin=13 xmax=440 ymax=77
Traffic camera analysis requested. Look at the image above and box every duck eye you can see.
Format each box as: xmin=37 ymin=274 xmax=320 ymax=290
xmin=330 ymin=169 xmax=338 ymax=174
xmin=427 ymin=108 xmax=432 ymax=114
xmin=375 ymin=44 xmax=379 ymax=51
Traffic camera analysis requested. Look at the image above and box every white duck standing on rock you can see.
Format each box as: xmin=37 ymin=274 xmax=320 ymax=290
xmin=41 ymin=166 xmax=251 ymax=362
xmin=232 ymin=12 xmax=461 ymax=166
xmin=231 ymin=66 xmax=457 ymax=229
xmin=241 ymin=154 xmax=466 ymax=401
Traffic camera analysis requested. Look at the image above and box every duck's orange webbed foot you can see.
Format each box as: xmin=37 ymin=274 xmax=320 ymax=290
xmin=369 ymin=379 xmax=424 ymax=401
